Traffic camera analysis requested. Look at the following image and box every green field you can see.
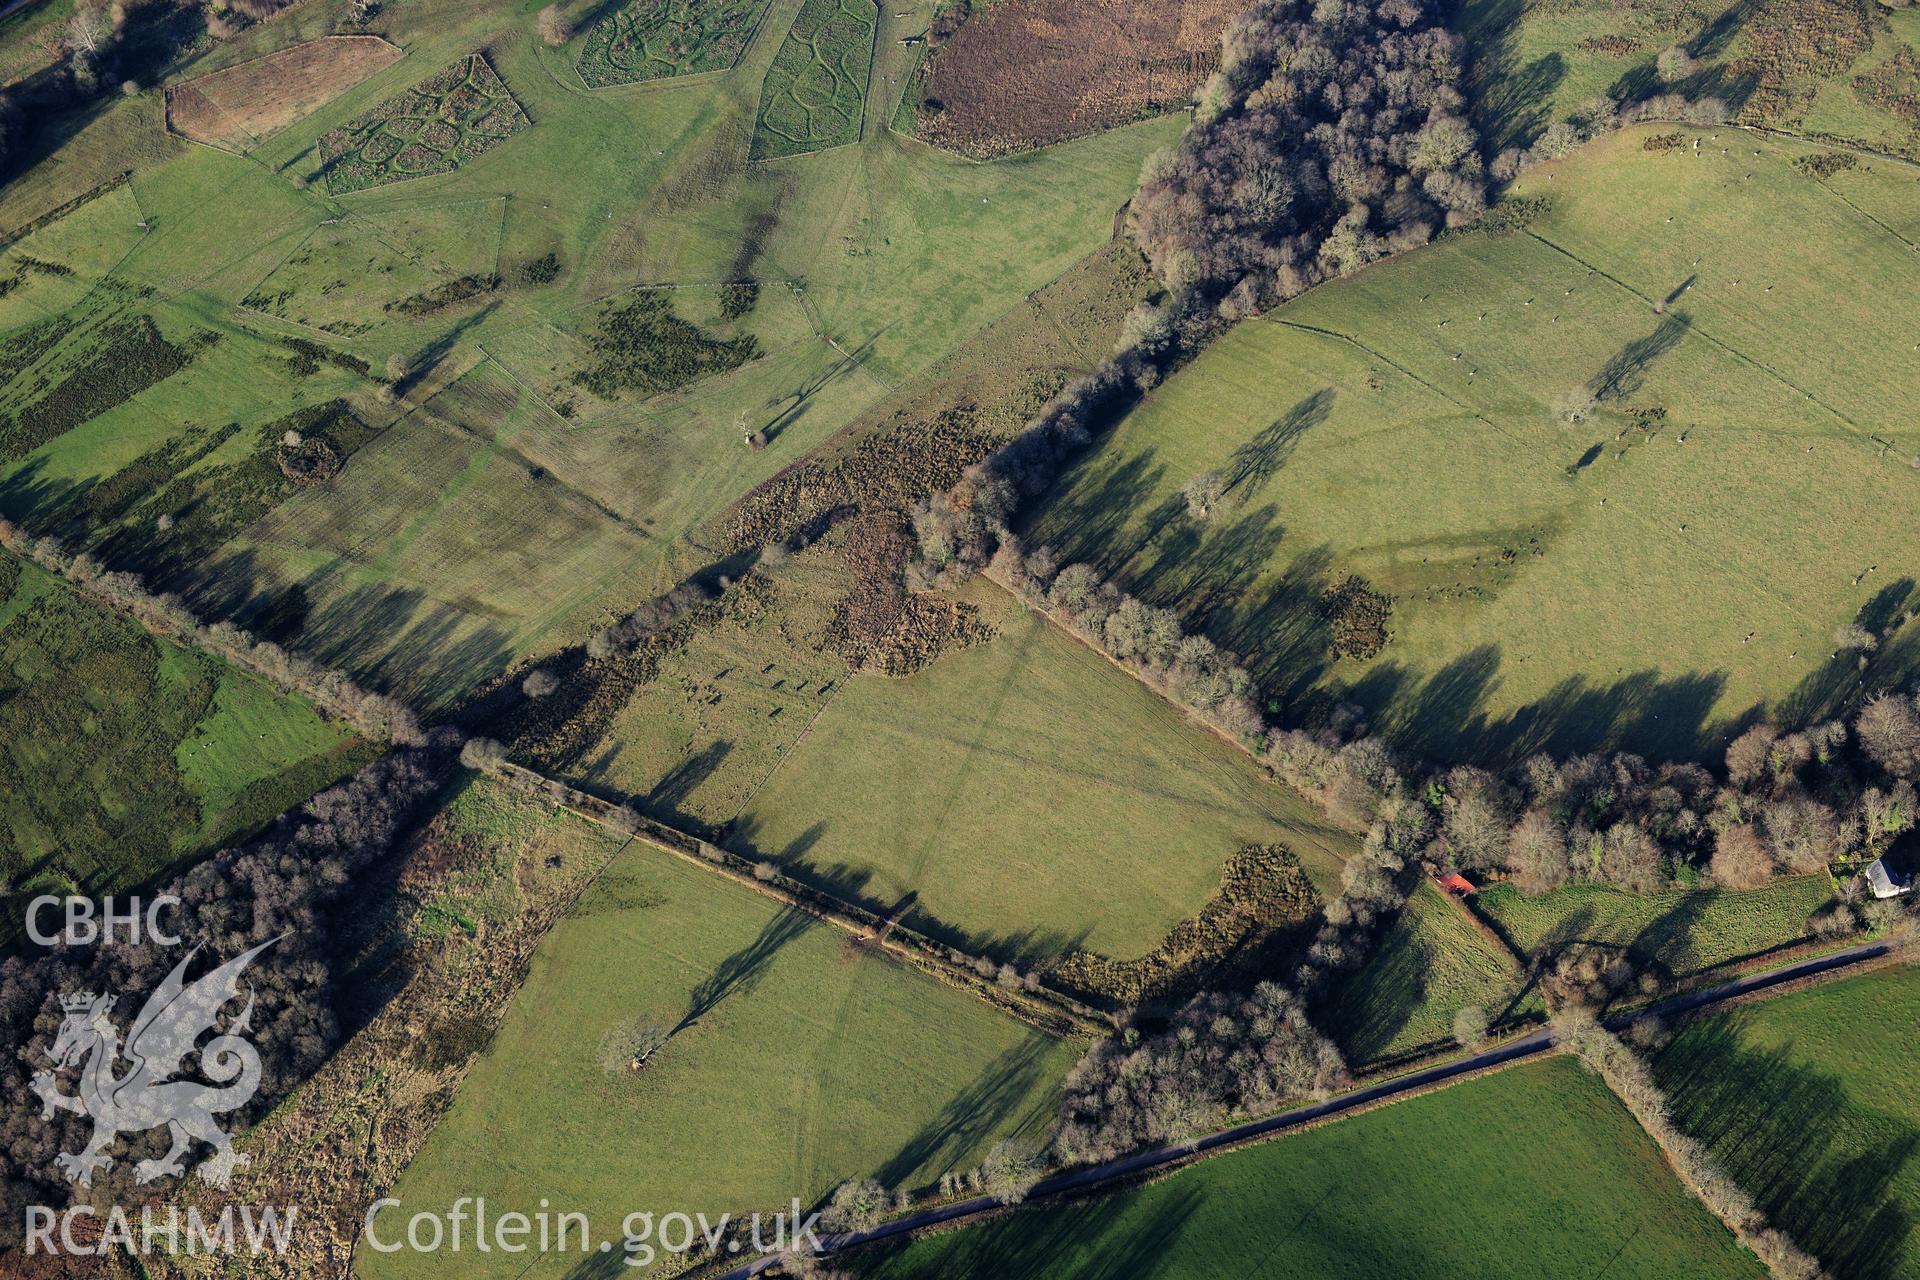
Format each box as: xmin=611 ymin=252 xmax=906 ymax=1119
xmin=1032 ymin=126 xmax=1920 ymax=765
xmin=577 ymin=0 xmax=772 ymax=87
xmin=1477 ymin=875 xmax=1834 ymax=977
xmin=751 ymin=0 xmax=877 ymax=158
xmin=1459 ymin=0 xmax=1920 ymax=157
xmin=0 ymin=183 xmax=147 ymax=334
xmin=1653 ymin=962 xmax=1920 ymax=1279
xmin=0 ymin=552 xmax=365 ymax=924
xmin=732 ymin=580 xmax=1356 ymax=964
xmin=0 ymin=0 xmax=1169 ymax=709
xmin=855 ymin=1055 xmax=1764 ymax=1279
xmin=240 ymin=197 xmax=504 ymax=340
xmin=368 ymin=837 xmax=1077 ymax=1278
xmin=1323 ymin=882 xmax=1536 ymax=1063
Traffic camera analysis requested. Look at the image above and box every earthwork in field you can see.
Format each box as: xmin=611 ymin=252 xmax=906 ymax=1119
xmin=751 ymin=0 xmax=878 ymax=158
xmin=319 ymin=53 xmax=530 ymax=195
xmin=577 ymin=0 xmax=773 ymax=87
xmin=367 ymin=835 xmax=1076 ymax=1280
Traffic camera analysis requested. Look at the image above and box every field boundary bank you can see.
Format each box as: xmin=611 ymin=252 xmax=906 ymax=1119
xmin=487 ymin=760 xmax=1108 ymax=1037
xmin=705 ymin=939 xmax=1901 ymax=1277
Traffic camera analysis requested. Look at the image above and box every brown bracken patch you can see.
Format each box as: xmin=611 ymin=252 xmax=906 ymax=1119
xmin=906 ymin=0 xmax=1236 ymax=157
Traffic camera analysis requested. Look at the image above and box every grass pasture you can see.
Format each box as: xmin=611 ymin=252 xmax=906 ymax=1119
xmin=226 ymin=365 xmax=658 ymax=708
xmin=1652 ymin=962 xmax=1920 ymax=1280
xmin=732 ymin=580 xmax=1356 ymax=964
xmin=1323 ymin=882 xmax=1536 ymax=1063
xmin=319 ymin=53 xmax=531 ymax=195
xmin=751 ymin=0 xmax=878 ymax=158
xmin=367 ymin=839 xmax=1077 ymax=1279
xmin=0 ymin=553 xmax=365 ymax=932
xmin=854 ymin=1055 xmax=1764 ymax=1279
xmin=0 ymin=183 xmax=146 ymax=333
xmin=1458 ymin=0 xmax=1920 ymax=158
xmin=1476 ymin=875 xmax=1834 ymax=977
xmin=576 ymin=0 xmax=772 ymax=87
xmin=240 ymin=196 xmax=504 ymax=340
xmin=1033 ymin=126 xmax=1920 ymax=766
xmin=165 ymin=35 xmax=407 ymax=152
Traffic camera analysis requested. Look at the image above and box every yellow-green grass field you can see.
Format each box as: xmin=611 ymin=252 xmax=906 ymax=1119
xmin=0 ymin=552 xmax=367 ymax=931
xmin=1458 ymin=0 xmax=1920 ymax=158
xmin=580 ymin=540 xmax=855 ymax=827
xmin=1476 ymin=874 xmax=1834 ymax=976
xmin=367 ymin=837 xmax=1077 ymax=1279
xmin=1653 ymin=962 xmax=1920 ymax=1279
xmin=1323 ymin=881 xmax=1537 ymax=1063
xmin=0 ymin=182 xmax=148 ymax=334
xmin=732 ymin=580 xmax=1356 ymax=963
xmin=1032 ymin=126 xmax=1920 ymax=765
xmin=238 ymin=196 xmax=505 ymax=340
xmin=853 ymin=1055 xmax=1765 ymax=1279
xmin=0 ymin=0 xmax=1172 ymax=710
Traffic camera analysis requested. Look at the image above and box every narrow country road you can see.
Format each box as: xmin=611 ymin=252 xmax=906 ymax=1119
xmin=717 ymin=939 xmax=1895 ymax=1277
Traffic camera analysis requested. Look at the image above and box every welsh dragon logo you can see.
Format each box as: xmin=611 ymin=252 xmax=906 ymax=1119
xmin=31 ymin=937 xmax=278 ymax=1191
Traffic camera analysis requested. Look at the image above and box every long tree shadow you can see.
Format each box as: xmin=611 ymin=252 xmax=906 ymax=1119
xmin=1226 ymin=388 xmax=1333 ymax=497
xmin=1654 ymin=1018 xmax=1917 ymax=1280
xmin=1776 ymin=580 xmax=1920 ymax=729
xmin=1591 ymin=312 xmax=1690 ymax=403
xmin=873 ymin=1035 xmax=1057 ymax=1192
xmin=1021 ymin=447 xmax=1169 ymax=573
xmin=671 ymin=903 xmax=816 ymax=1037
xmin=1344 ymin=643 xmax=1733 ymax=766
xmin=1459 ymin=0 xmax=1568 ymax=155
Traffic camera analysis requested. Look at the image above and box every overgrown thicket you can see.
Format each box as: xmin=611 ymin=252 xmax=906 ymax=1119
xmin=1053 ymin=981 xmax=1345 ymax=1164
xmin=1556 ymin=1009 xmax=1828 ymax=1280
xmin=1131 ymin=0 xmax=1485 ymax=313
xmin=1271 ymin=704 xmax=1918 ymax=903
xmin=0 ymin=743 xmax=450 ymax=1232
xmin=0 ymin=522 xmax=426 ymax=745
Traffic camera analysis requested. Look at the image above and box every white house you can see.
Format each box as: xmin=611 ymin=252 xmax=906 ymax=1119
xmin=1865 ymin=857 xmax=1913 ymax=899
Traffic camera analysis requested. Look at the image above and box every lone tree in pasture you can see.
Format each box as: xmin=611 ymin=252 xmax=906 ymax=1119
xmin=459 ymin=736 xmax=509 ymax=772
xmin=1183 ymin=469 xmax=1226 ymax=519
xmin=599 ymin=1015 xmax=670 ymax=1073
xmin=1835 ymin=622 xmax=1878 ymax=653
xmin=1552 ymin=386 xmax=1598 ymax=426
xmin=536 ymin=3 xmax=572 ymax=45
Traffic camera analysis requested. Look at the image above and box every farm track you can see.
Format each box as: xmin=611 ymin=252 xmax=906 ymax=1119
xmin=712 ymin=938 xmax=1901 ymax=1277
